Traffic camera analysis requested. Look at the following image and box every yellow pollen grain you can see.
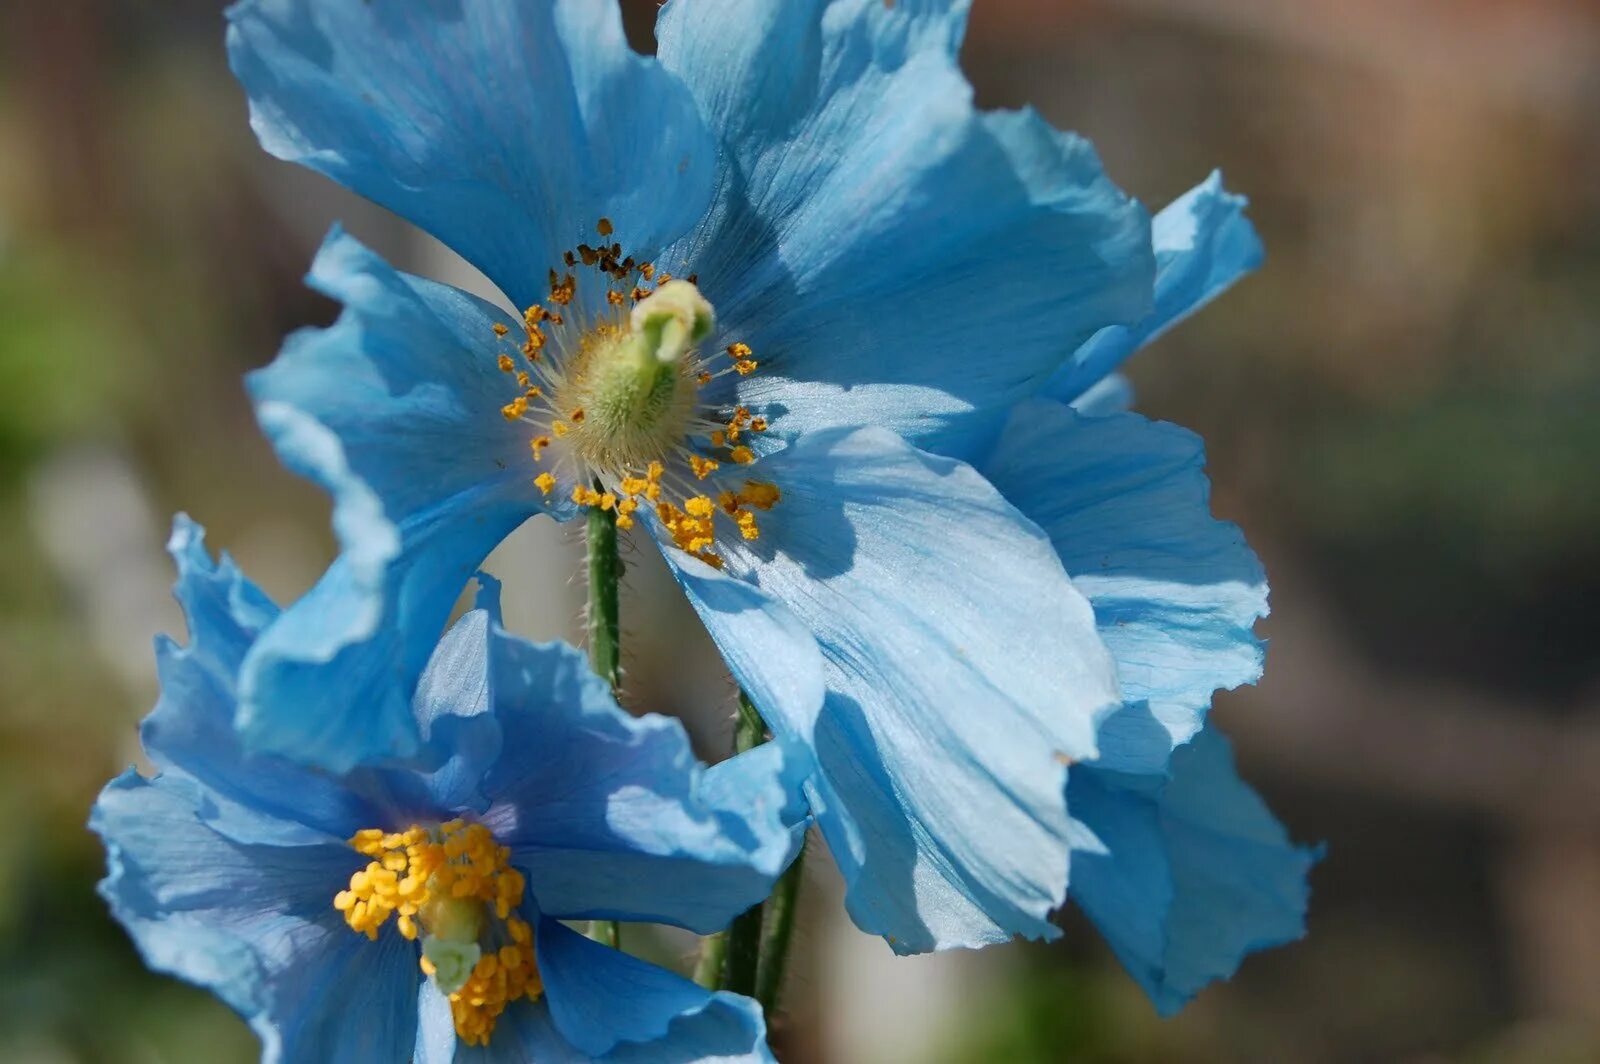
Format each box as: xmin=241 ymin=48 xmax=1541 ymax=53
xmin=535 ymin=472 xmax=555 ymax=495
xmin=730 ymin=446 xmax=755 ymax=464
xmin=696 ymin=371 xmax=712 ymax=386
xmin=710 ymin=431 xmax=726 ymax=448
xmin=497 ymin=354 xmax=515 ymax=373
xmin=553 ymin=421 xmax=570 ymax=438
xmin=689 ymin=455 xmax=719 ymax=479
xmin=597 ymin=217 xmax=614 ymax=236
xmin=750 ymin=417 xmax=768 ymax=433
xmin=492 ymin=322 xmax=509 ymax=337
xmin=501 ymin=397 xmax=528 ymax=421
xmin=734 ymin=359 xmax=758 ymax=375
xmin=530 ymin=436 xmax=551 ymax=459
xmin=569 ymin=408 xmax=586 ymax=424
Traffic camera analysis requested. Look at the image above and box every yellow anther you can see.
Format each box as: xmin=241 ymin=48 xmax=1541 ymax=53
xmin=552 ymin=421 xmax=570 ymax=438
xmin=569 ymin=408 xmax=586 ymax=424
xmin=710 ymin=431 xmax=726 ymax=448
xmin=736 ymin=510 xmax=761 ymax=541
xmin=740 ymin=481 xmax=781 ymax=510
xmin=548 ymin=270 xmax=576 ymax=306
xmin=492 ymin=322 xmax=510 ymax=337
xmin=696 ymin=371 xmax=712 ymax=386
xmin=641 ymin=263 xmax=656 ymax=281
xmin=750 ymin=417 xmax=768 ymax=433
xmin=534 ymin=472 xmax=556 ymax=496
xmin=689 ymin=455 xmax=719 ymax=479
xmin=497 ymin=354 xmax=515 ymax=373
xmin=530 ymin=436 xmax=551 ymax=460
xmin=500 ymin=397 xmax=528 ymax=421
xmin=597 ymin=217 xmax=614 ymax=237
xmin=607 ymin=290 xmax=625 ymax=306
xmin=734 ymin=359 xmax=758 ymax=375
xmin=730 ymin=446 xmax=755 ymax=464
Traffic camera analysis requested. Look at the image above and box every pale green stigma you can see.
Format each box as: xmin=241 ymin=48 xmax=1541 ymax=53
xmin=421 ymin=935 xmax=482 ymax=996
xmin=630 ymin=279 xmax=714 ymax=365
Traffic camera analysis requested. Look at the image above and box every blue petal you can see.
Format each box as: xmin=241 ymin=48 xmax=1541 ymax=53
xmin=681 ymin=426 xmax=1121 ymax=953
xmin=537 ymin=917 xmax=772 ymax=1060
xmin=240 ymin=231 xmax=549 ymax=771
xmin=1067 ymin=727 xmax=1318 ymax=1014
xmin=400 ymin=601 xmax=509 ymax=815
xmin=656 ymin=0 xmax=1152 ymax=455
xmin=664 ymin=549 xmax=827 ymax=751
xmin=91 ymin=771 xmax=421 ymax=1063
xmin=143 ymin=517 xmax=384 ymax=846
xmin=979 ymin=400 xmax=1268 ymax=774
xmin=1069 ymin=374 xmax=1134 ymax=418
xmin=1046 ymin=171 xmax=1263 ymax=404
xmin=226 ymin=0 xmax=716 ymax=310
xmin=473 ymin=628 xmax=806 ymax=934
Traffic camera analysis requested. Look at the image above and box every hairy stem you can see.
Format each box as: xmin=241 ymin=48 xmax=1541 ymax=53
xmin=585 ymin=491 xmax=623 ymax=949
xmin=756 ymin=835 xmax=806 ymax=1012
xmin=719 ymin=693 xmax=769 ymax=996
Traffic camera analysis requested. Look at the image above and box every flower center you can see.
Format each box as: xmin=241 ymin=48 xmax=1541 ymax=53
xmin=488 ymin=219 xmax=781 ymax=569
xmin=334 ymin=820 xmax=540 ymax=1047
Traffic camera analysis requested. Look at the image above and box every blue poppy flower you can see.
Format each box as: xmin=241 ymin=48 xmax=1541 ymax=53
xmin=225 ymin=0 xmax=1158 ymax=956
xmin=91 ymin=517 xmax=809 ymax=1061
xmin=972 ymin=186 xmax=1319 ymax=1010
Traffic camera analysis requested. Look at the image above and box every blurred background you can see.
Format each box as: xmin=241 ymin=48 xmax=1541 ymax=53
xmin=2 ymin=0 xmax=1597 ymax=1060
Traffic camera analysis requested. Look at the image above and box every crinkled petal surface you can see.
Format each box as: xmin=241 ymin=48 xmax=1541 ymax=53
xmin=535 ymin=917 xmax=772 ymax=1061
xmin=418 ymin=946 xmax=772 ymax=1064
xmin=471 ymin=627 xmax=806 ymax=934
xmin=241 ymin=231 xmax=549 ymax=772
xmin=655 ymin=0 xmax=1153 ymax=455
xmin=91 ymin=772 xmax=419 ymax=1063
xmin=1067 ymin=727 xmax=1317 ymax=1014
xmin=1047 ymin=171 xmax=1263 ymax=404
xmin=144 ymin=516 xmax=391 ymax=845
xmin=666 ymin=426 xmax=1120 ymax=952
xmin=226 ymin=0 xmax=716 ymax=309
xmin=980 ymin=400 xmax=1268 ymax=774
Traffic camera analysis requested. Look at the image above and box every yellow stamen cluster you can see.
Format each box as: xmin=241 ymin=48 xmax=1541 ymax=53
xmin=481 ymin=219 xmax=782 ymax=564
xmin=334 ymin=821 xmax=540 ymax=1047
xmin=443 ymin=921 xmax=541 ymax=1047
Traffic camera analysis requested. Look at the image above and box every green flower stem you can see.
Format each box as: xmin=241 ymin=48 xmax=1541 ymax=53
xmin=586 ymin=491 xmax=623 ymax=950
xmin=719 ymin=693 xmax=769 ymax=996
xmin=692 ymin=929 xmax=729 ymax=989
xmin=755 ymin=835 xmax=806 ymax=1012
xmin=585 ymin=485 xmax=623 ymax=690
